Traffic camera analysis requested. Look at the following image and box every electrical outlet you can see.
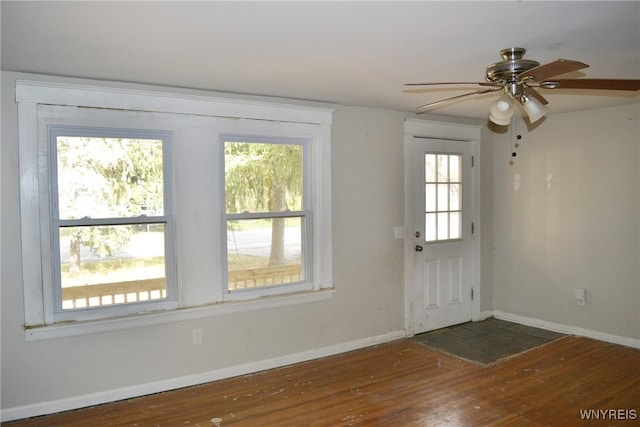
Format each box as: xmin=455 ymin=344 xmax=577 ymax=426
xmin=192 ymin=328 xmax=203 ymax=345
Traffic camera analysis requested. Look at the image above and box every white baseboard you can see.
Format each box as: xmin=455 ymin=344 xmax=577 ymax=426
xmin=491 ymin=310 xmax=640 ymax=349
xmin=1 ymin=330 xmax=406 ymax=422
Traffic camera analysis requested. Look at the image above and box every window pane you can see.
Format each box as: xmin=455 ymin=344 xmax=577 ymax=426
xmin=450 ymin=212 xmax=461 ymax=239
xmin=437 ymin=154 xmax=448 ymax=182
xmin=59 ymin=224 xmax=167 ymax=309
xmin=425 ymin=184 xmax=436 ymax=212
xmin=449 ymin=184 xmax=460 ymax=211
xmin=449 ymin=155 xmax=461 ymax=182
xmin=56 ymin=137 xmax=164 ymax=219
xmin=227 ymin=218 xmax=304 ymax=290
xmin=225 ymin=142 xmax=303 ymax=214
xmin=425 ymin=154 xmax=436 ymax=182
xmin=437 ymin=212 xmax=449 ymax=240
xmin=437 ymin=184 xmax=449 ymax=212
xmin=425 ymin=213 xmax=437 ymax=242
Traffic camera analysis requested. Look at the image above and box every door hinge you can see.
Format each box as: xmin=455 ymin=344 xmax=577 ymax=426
xmin=471 ymin=287 xmax=474 ymax=300
xmin=471 ymin=156 xmax=475 ymax=167
xmin=471 ymin=222 xmax=475 ymax=234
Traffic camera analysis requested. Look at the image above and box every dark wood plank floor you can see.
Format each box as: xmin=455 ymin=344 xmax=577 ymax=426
xmin=4 ymin=336 xmax=639 ymax=426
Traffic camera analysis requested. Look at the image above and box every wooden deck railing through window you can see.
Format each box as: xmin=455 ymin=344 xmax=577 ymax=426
xmin=61 ymin=264 xmax=302 ymax=308
xmin=61 ymin=278 xmax=167 ymax=309
xmin=228 ymin=264 xmax=301 ymax=289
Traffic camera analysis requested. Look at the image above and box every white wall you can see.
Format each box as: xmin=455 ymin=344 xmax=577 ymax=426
xmin=492 ymin=104 xmax=640 ymax=340
xmin=0 ymin=72 xmax=411 ymax=417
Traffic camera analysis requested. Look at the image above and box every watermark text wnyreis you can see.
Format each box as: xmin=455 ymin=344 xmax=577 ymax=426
xmin=579 ymin=409 xmax=637 ymax=421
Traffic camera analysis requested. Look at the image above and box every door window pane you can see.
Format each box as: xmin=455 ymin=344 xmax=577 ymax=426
xmin=425 ymin=154 xmax=436 ymax=182
xmin=425 ymin=213 xmax=437 ymax=242
xmin=449 ymin=184 xmax=460 ymax=211
xmin=424 ymin=152 xmax=463 ymax=242
xmin=450 ymin=212 xmax=461 ymax=239
xmin=449 ymin=155 xmax=461 ymax=182
xmin=437 ymin=184 xmax=449 ymax=211
xmin=425 ymin=184 xmax=437 ymax=212
xmin=437 ymin=154 xmax=449 ymax=182
xmin=437 ymin=212 xmax=449 ymax=240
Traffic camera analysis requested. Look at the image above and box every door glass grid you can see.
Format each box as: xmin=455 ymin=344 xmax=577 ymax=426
xmin=425 ymin=153 xmax=462 ymax=242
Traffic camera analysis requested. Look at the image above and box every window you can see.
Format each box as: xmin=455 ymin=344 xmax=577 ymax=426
xmin=424 ymin=153 xmax=462 ymax=242
xmin=224 ymin=138 xmax=311 ymax=294
xmin=17 ymin=80 xmax=333 ymax=337
xmin=49 ymin=127 xmax=175 ymax=321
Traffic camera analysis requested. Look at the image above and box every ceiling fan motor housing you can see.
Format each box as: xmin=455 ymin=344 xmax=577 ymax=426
xmin=485 ymin=48 xmax=540 ymax=84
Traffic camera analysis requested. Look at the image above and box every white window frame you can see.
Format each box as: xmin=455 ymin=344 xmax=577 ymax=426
xmin=221 ymin=135 xmax=313 ymax=301
xmin=16 ymin=80 xmax=334 ymax=340
xmin=48 ymin=126 xmax=177 ymax=322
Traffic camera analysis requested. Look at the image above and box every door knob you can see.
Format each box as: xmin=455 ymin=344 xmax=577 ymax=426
xmin=415 ymin=244 xmax=423 ymax=252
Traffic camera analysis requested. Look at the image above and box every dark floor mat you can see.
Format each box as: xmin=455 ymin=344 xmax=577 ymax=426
xmin=413 ymin=317 xmax=567 ymax=365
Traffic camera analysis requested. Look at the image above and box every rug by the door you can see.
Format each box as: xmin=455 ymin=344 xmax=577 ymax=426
xmin=413 ymin=317 xmax=567 ymax=365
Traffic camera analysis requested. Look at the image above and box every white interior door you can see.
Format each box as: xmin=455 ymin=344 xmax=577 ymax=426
xmin=409 ymin=137 xmax=474 ymax=333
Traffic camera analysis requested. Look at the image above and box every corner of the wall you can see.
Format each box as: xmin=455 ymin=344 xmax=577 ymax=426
xmin=493 ymin=310 xmax=640 ymax=349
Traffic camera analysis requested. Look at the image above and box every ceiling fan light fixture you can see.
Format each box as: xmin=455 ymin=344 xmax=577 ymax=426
xmin=489 ymin=113 xmax=512 ymax=126
xmin=521 ymin=95 xmax=549 ymax=123
xmin=488 ymin=96 xmax=513 ymax=126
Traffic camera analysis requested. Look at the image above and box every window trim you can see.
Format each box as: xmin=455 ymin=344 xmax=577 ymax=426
xmin=25 ymin=289 xmax=335 ymax=342
xmin=48 ymin=126 xmax=177 ymax=322
xmin=16 ymin=79 xmax=334 ymax=338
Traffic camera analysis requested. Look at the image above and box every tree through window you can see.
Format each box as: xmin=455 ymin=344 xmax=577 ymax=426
xmin=224 ymin=139 xmax=308 ymax=291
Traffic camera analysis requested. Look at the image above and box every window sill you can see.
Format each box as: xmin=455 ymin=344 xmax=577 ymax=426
xmin=25 ymin=288 xmax=335 ymax=341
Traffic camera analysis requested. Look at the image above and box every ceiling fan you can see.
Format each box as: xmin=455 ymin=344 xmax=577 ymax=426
xmin=405 ymin=47 xmax=640 ymax=126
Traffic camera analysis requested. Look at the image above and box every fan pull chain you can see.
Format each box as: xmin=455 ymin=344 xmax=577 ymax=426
xmin=509 ymin=118 xmax=522 ymax=165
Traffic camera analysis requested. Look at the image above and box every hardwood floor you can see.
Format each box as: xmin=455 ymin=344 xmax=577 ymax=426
xmin=4 ymin=336 xmax=639 ymax=426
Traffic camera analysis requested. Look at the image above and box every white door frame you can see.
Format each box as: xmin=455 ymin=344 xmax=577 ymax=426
xmin=403 ymin=118 xmax=482 ymax=336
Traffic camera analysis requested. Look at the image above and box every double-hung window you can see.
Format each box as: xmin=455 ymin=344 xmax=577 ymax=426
xmin=49 ymin=127 xmax=176 ymax=322
xmin=223 ymin=137 xmax=311 ymax=298
xmin=16 ymin=80 xmax=333 ymax=338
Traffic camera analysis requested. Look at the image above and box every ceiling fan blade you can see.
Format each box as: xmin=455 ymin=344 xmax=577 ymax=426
xmin=416 ymin=88 xmax=503 ymax=113
xmin=524 ymin=87 xmax=549 ymax=105
xmin=405 ymin=81 xmax=501 ymax=87
xmin=542 ymin=79 xmax=640 ymax=91
xmin=519 ymin=59 xmax=589 ymax=82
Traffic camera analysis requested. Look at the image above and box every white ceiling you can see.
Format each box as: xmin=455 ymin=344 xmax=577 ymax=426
xmin=2 ymin=1 xmax=639 ymax=119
